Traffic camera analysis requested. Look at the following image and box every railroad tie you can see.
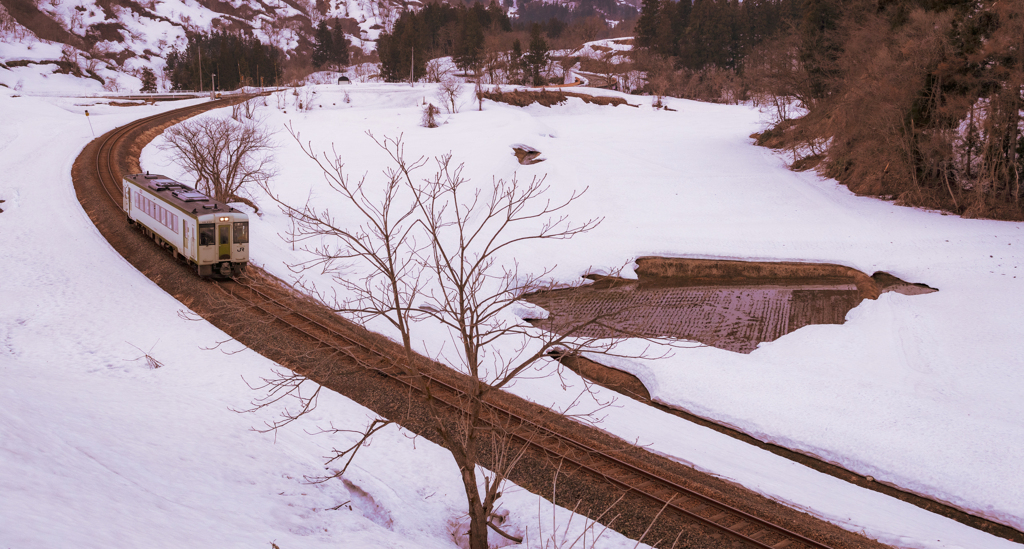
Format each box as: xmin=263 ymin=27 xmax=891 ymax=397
xmin=709 ymin=511 xmax=728 ymax=522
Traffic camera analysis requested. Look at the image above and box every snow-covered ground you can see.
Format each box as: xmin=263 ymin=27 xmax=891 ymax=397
xmin=0 ymin=0 xmax=378 ymax=94
xmin=3 ymin=81 xmax=1021 ymax=549
xmin=0 ymin=87 xmax=650 ymax=549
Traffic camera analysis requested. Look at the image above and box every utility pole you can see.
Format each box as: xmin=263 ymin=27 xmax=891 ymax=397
xmin=410 ymin=46 xmax=414 ymax=87
xmin=198 ymin=43 xmax=203 ymax=92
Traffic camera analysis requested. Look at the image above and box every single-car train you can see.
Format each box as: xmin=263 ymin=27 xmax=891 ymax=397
xmin=122 ymin=173 xmax=249 ymax=277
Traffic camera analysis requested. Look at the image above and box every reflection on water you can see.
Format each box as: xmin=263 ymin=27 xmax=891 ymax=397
xmin=524 ymin=271 xmax=935 ymax=353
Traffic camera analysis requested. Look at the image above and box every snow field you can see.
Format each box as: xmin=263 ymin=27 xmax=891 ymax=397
xmin=0 ymin=89 xmax=651 ymax=549
xmin=142 ymin=82 xmax=1024 ymax=547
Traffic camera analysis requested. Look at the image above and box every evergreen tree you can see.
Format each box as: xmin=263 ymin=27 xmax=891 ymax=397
xmin=331 ymin=19 xmax=350 ymax=69
xmin=140 ymin=67 xmax=157 ymax=92
xmin=509 ymin=38 xmax=524 ymax=84
xmin=681 ymin=0 xmax=735 ymax=69
xmin=312 ymin=20 xmax=333 ymax=68
xmin=377 ymin=11 xmax=428 ymax=82
xmin=635 ymin=0 xmax=662 ymax=48
xmin=525 ymin=23 xmax=548 ymax=85
xmin=654 ymin=0 xmax=685 ymax=56
xmin=454 ymin=6 xmax=485 ymax=72
xmin=799 ymin=0 xmax=843 ymax=98
xmin=487 ymin=1 xmax=512 ymax=32
xmin=672 ymin=0 xmax=692 ymax=54
xmin=165 ymin=31 xmax=283 ymax=91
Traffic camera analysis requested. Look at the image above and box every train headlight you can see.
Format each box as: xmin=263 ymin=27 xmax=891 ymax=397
xmin=218 ymin=216 xmax=230 ymax=222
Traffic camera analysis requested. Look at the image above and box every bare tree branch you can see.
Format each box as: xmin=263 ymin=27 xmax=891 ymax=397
xmin=160 ymin=115 xmax=276 ymax=211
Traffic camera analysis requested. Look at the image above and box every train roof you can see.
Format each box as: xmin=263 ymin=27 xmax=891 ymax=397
xmin=124 ymin=173 xmax=240 ymax=217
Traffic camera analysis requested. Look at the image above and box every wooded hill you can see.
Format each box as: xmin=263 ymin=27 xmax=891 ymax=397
xmin=376 ymin=0 xmax=636 ymax=84
xmin=633 ymin=0 xmax=1024 ymax=220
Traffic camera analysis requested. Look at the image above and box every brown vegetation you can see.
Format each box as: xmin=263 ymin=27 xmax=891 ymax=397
xmin=480 ymin=89 xmax=633 ymax=108
xmin=631 ymin=0 xmax=1024 ymax=220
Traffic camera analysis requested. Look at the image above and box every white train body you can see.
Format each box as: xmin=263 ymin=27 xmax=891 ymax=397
xmin=122 ymin=173 xmax=249 ymax=277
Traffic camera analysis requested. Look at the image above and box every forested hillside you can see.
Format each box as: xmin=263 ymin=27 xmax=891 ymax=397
xmin=631 ymin=0 xmax=1023 ymax=220
xmin=374 ymin=0 xmax=635 ymax=84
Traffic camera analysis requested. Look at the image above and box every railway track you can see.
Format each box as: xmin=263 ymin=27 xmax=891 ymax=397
xmin=76 ymin=98 xmax=894 ymax=549
xmin=217 ymin=277 xmax=832 ymax=549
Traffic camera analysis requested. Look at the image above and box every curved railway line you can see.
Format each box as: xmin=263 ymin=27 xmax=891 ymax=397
xmin=70 ymin=99 xmax=981 ymax=549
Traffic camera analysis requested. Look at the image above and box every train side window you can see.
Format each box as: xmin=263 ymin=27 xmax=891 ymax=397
xmin=199 ymin=224 xmax=215 ymax=246
xmin=233 ymin=222 xmax=249 ymax=244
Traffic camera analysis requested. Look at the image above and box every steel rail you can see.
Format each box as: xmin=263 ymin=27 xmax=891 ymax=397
xmin=221 ymin=276 xmax=833 ymax=549
xmin=91 ymin=101 xmax=837 ymax=549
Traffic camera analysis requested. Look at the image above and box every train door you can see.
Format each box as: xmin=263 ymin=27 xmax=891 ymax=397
xmin=218 ymin=224 xmax=230 ymax=259
xmin=183 ymin=221 xmax=190 ymax=258
xmin=123 ymin=183 xmax=131 ymax=215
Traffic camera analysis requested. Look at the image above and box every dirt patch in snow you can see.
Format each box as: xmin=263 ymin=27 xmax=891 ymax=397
xmin=524 ymin=257 xmax=937 ymax=354
xmin=481 ymin=89 xmax=634 ymax=108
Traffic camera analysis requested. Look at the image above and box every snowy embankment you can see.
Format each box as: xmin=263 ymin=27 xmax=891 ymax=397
xmin=0 ymin=88 xmax=648 ymax=549
xmin=140 ymin=83 xmax=1024 ymax=548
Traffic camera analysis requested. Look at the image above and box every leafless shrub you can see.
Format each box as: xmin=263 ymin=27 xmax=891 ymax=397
xmin=672 ymin=66 xmax=743 ymax=105
xmin=351 ymin=63 xmax=376 ymax=82
xmin=69 ymin=8 xmax=84 ymax=33
xmin=528 ymin=467 xmax=627 ymax=549
xmin=129 ymin=342 xmax=165 ymax=369
xmin=425 ymin=58 xmax=451 ymax=83
xmin=60 ymin=44 xmax=79 ymax=66
xmin=744 ymin=30 xmax=806 ymax=126
xmin=297 ymin=85 xmax=315 ymax=111
xmin=0 ymin=3 xmax=28 ymax=41
xmin=102 ymin=76 xmax=121 ymax=92
xmin=437 ymin=76 xmax=462 ymax=113
xmin=232 ymin=97 xmax=260 ymax=121
xmin=422 ymin=103 xmax=439 ymax=128
xmin=160 ymin=115 xmax=275 ymax=211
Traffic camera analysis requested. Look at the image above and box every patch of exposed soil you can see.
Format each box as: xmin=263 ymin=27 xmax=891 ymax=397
xmin=525 ymin=258 xmax=937 ymax=354
xmin=481 ymin=89 xmax=635 ymax=108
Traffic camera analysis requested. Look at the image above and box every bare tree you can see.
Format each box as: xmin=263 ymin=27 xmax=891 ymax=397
xmin=231 ymin=97 xmax=261 ymax=121
xmin=251 ymin=130 xmax=663 ymax=549
xmin=403 ymin=149 xmax=621 ymax=549
xmin=425 ymin=58 xmax=452 ymax=83
xmin=297 ymin=85 xmax=316 ymax=111
xmin=160 ymin=115 xmax=275 ymax=212
xmin=437 ymin=76 xmax=463 ymax=113
xmin=743 ymin=29 xmax=807 ymax=126
xmin=102 ymin=76 xmax=121 ymax=92
xmin=0 ymin=3 xmax=29 ymax=41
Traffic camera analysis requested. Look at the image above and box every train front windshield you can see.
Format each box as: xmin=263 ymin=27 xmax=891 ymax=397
xmin=199 ymin=224 xmax=215 ymax=246
xmin=233 ymin=222 xmax=249 ymax=244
